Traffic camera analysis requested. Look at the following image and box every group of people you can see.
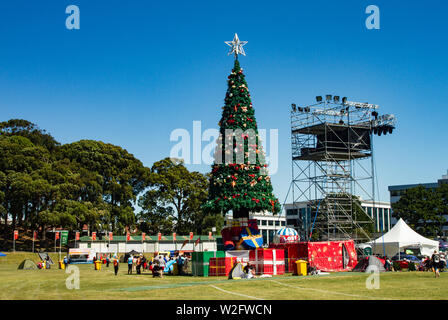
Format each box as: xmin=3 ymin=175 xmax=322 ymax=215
xmin=101 ymin=252 xmax=189 ymax=277
xmin=381 ymin=250 xmax=445 ymax=277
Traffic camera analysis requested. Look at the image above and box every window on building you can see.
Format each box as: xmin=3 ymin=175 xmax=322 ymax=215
xmin=281 ymin=221 xmax=286 ymax=226
xmin=268 ymin=230 xmax=274 ymax=244
xmin=275 ymin=221 xmax=280 ymax=226
xmin=261 ymin=220 xmax=267 ymax=226
xmin=287 ymin=219 xmax=298 ymax=227
xmin=262 ymin=229 xmax=267 ymax=240
xmin=286 ymin=209 xmax=298 ymax=216
xmin=268 ymin=220 xmax=273 ymax=226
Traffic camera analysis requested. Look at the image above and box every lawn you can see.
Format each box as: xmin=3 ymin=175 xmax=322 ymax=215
xmin=0 ymin=252 xmax=447 ymax=300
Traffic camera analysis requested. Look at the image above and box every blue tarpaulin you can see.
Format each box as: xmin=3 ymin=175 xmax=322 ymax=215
xmin=0 ymin=252 xmax=6 ymax=257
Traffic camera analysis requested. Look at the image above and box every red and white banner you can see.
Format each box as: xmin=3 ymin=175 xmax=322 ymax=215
xmin=75 ymin=231 xmax=80 ymax=241
xmin=158 ymin=232 xmax=162 ymax=241
xmin=109 ymin=232 xmax=113 ymax=240
xmin=142 ymin=233 xmax=146 ymax=241
xmin=91 ymin=232 xmax=96 ymax=241
xmin=189 ymin=232 xmax=194 ymax=240
xmin=173 ymin=232 xmax=176 ymax=241
xmin=126 ymin=233 xmax=130 ymax=241
xmin=55 ymin=231 xmax=60 ymax=240
xmin=14 ymin=230 xmax=18 ymax=240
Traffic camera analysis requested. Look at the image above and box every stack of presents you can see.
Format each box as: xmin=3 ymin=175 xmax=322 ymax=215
xmin=192 ymin=218 xmax=358 ymax=277
xmin=192 ymin=218 xmax=285 ymax=277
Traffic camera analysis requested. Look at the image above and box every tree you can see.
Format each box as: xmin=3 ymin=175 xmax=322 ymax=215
xmin=309 ymin=194 xmax=374 ymax=241
xmin=203 ymin=59 xmax=280 ymax=218
xmin=57 ymin=140 xmax=151 ymax=233
xmin=139 ymin=157 xmax=212 ymax=234
xmin=0 ymin=119 xmax=59 ymax=152
xmin=392 ymin=185 xmax=445 ymax=237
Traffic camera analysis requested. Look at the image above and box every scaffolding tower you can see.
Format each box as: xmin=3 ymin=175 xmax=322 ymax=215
xmin=290 ymin=95 xmax=396 ymax=242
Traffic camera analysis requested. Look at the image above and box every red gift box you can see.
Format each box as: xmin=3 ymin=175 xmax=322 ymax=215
xmin=209 ymin=257 xmax=237 ymax=276
xmin=249 ymin=248 xmax=285 ymax=275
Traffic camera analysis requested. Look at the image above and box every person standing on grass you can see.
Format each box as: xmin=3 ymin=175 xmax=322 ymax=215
xmin=128 ymin=254 xmax=133 ymax=275
xmin=431 ymin=250 xmax=440 ymax=278
xmin=113 ymin=255 xmax=119 ymax=276
xmin=136 ymin=255 xmax=142 ymax=275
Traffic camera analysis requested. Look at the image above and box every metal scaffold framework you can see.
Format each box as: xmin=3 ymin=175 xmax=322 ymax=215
xmin=290 ymin=95 xmax=396 ymax=242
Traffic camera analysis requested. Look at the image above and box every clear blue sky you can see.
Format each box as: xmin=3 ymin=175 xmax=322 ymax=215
xmin=1 ymin=1 xmax=447 ymax=207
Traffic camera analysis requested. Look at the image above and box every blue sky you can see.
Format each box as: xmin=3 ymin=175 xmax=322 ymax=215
xmin=1 ymin=0 xmax=447 ymax=207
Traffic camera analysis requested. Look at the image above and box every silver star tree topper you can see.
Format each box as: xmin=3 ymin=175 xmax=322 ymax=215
xmin=225 ymin=33 xmax=248 ymax=59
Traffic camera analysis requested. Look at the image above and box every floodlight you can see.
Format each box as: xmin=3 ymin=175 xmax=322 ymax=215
xmin=316 ymin=96 xmax=322 ymax=102
xmin=342 ymin=97 xmax=347 ymax=104
xmin=291 ymin=103 xmax=297 ymax=112
xmin=326 ymin=94 xmax=332 ymax=101
xmin=334 ymin=96 xmax=340 ymax=103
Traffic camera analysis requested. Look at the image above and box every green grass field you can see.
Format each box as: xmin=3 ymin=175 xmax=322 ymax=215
xmin=0 ymin=252 xmax=447 ymax=300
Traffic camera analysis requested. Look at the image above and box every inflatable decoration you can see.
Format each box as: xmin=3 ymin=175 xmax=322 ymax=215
xmin=273 ymin=227 xmax=299 ymax=244
xmin=237 ymin=227 xmax=263 ymax=250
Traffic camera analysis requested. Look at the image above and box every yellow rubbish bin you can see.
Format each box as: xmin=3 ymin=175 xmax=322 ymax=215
xmin=59 ymin=260 xmax=65 ymax=270
xmin=94 ymin=260 xmax=102 ymax=270
xmin=295 ymin=260 xmax=307 ymax=276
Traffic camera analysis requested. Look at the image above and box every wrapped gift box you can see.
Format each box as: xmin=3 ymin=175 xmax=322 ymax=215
xmin=249 ymin=248 xmax=285 ymax=275
xmin=225 ymin=250 xmax=250 ymax=263
xmin=192 ymin=251 xmax=225 ymax=277
xmin=209 ymin=257 xmax=237 ymax=276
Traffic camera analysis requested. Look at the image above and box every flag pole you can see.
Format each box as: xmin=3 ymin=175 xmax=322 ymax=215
xmin=32 ymin=231 xmax=35 ymax=253
xmin=59 ymin=232 xmax=62 ymax=261
xmin=13 ymin=231 xmax=15 ymax=253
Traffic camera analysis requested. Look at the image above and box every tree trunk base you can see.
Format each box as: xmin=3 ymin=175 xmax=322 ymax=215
xmin=233 ymin=209 xmax=249 ymax=219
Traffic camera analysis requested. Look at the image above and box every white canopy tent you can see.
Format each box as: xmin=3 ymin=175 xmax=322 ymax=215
xmin=368 ymin=218 xmax=439 ymax=257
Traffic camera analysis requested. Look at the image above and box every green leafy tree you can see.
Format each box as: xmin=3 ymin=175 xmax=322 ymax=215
xmin=392 ymin=185 xmax=445 ymax=237
xmin=57 ymin=140 xmax=151 ymax=233
xmin=203 ymin=60 xmax=280 ymax=218
xmin=139 ymin=157 xmax=211 ymax=234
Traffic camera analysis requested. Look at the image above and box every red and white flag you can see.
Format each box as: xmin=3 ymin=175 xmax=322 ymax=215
xmin=189 ymin=232 xmax=194 ymax=240
xmin=158 ymin=232 xmax=162 ymax=241
xmin=126 ymin=233 xmax=130 ymax=241
xmin=55 ymin=231 xmax=60 ymax=240
xmin=75 ymin=231 xmax=80 ymax=241
xmin=172 ymin=233 xmax=176 ymax=241
xmin=142 ymin=233 xmax=146 ymax=241
xmin=91 ymin=232 xmax=96 ymax=241
xmin=33 ymin=231 xmax=38 ymax=240
xmin=195 ymin=237 xmax=201 ymax=246
xmin=208 ymin=231 xmax=212 ymax=240
xmin=109 ymin=232 xmax=113 ymax=240
xmin=13 ymin=230 xmax=18 ymax=240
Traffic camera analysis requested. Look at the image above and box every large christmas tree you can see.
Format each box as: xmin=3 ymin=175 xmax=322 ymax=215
xmin=203 ymin=36 xmax=281 ymax=219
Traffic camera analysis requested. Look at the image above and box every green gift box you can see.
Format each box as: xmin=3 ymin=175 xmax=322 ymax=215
xmin=192 ymin=251 xmax=225 ymax=277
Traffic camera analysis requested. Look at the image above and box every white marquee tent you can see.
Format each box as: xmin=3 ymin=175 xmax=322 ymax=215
xmin=368 ymin=218 xmax=439 ymax=257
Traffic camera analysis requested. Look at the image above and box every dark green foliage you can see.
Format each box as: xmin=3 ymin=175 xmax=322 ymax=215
xmin=408 ymin=261 xmax=416 ymax=271
xmin=0 ymin=120 xmax=219 ymax=243
xmin=138 ymin=158 xmax=221 ymax=234
xmin=203 ymin=60 xmax=280 ymax=217
xmin=393 ymin=261 xmax=401 ymax=271
xmin=392 ymin=185 xmax=447 ymax=237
